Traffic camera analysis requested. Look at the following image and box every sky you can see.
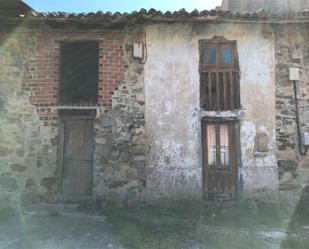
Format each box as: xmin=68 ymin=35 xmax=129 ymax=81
xmin=23 ymin=0 xmax=223 ymax=13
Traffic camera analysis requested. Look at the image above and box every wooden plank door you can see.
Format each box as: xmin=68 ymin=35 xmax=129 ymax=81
xmin=60 ymin=114 xmax=95 ymax=196
xmin=202 ymin=120 xmax=238 ymax=200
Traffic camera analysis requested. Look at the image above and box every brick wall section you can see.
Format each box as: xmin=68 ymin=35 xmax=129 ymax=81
xmin=23 ymin=31 xmax=129 ymax=119
xmin=99 ymin=34 xmax=127 ymax=110
xmin=22 ymin=32 xmax=58 ymax=120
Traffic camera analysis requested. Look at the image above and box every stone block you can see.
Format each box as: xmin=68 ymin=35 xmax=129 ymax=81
xmin=133 ymin=154 xmax=146 ymax=162
xmin=10 ymin=164 xmax=26 ymax=172
xmin=36 ymin=159 xmax=43 ymax=168
xmin=40 ymin=177 xmax=56 ymax=191
xmin=25 ymin=179 xmax=35 ymax=188
xmin=106 ymin=153 xmax=119 ymax=163
xmin=278 ymin=160 xmax=298 ymax=172
xmin=109 ymin=181 xmax=128 ymax=189
xmin=132 ymin=134 xmax=147 ymax=145
xmin=277 ymin=68 xmax=288 ymax=79
xmin=16 ymin=149 xmax=25 ymax=157
xmin=0 ymin=146 xmax=11 ymax=157
xmin=113 ymin=163 xmax=130 ymax=172
xmin=0 ymin=177 xmax=18 ymax=191
xmin=119 ymin=143 xmax=129 ymax=152
xmin=95 ymin=137 xmax=107 ymax=145
xmin=95 ymin=144 xmax=111 ymax=156
xmin=103 ymin=172 xmax=114 ymax=182
xmin=124 ymin=169 xmax=139 ymax=181
xmin=100 ymin=115 xmax=116 ymax=128
xmin=119 ymin=151 xmax=131 ymax=162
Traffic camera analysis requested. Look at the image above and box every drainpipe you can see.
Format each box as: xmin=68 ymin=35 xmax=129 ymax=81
xmin=290 ymin=68 xmax=309 ymax=156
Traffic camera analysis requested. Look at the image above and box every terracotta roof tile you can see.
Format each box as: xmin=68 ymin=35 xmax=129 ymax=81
xmin=23 ymin=8 xmax=309 ymax=22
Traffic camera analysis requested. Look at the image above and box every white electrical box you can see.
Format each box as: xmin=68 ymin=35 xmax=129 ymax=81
xmin=301 ymin=132 xmax=309 ymax=146
xmin=289 ymin=67 xmax=299 ymax=81
xmin=133 ymin=42 xmax=143 ymax=59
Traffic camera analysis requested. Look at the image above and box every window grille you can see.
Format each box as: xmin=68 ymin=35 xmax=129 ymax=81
xmin=199 ymin=36 xmax=240 ymax=111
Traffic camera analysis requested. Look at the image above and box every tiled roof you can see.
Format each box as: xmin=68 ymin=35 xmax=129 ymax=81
xmin=21 ymin=8 xmax=309 ymax=22
xmin=0 ymin=0 xmax=33 ymax=15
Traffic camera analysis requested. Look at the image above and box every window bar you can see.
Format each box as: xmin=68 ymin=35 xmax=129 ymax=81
xmin=235 ymin=72 xmax=240 ymax=108
xmin=201 ymin=73 xmax=205 ymax=109
xmin=216 ymin=72 xmax=220 ymax=111
xmin=208 ymin=72 xmax=212 ymax=110
xmin=229 ymin=71 xmax=234 ymax=110
xmin=223 ymin=72 xmax=227 ymax=110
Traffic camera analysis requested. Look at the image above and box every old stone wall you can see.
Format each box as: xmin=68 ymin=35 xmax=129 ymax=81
xmin=0 ymin=25 xmax=57 ymax=203
xmin=0 ymin=22 xmax=146 ymax=204
xmin=275 ymin=24 xmax=309 ymax=191
xmin=93 ymin=29 xmax=146 ymax=206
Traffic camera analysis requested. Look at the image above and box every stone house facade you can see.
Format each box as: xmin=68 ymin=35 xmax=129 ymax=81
xmin=0 ymin=1 xmax=308 ymax=205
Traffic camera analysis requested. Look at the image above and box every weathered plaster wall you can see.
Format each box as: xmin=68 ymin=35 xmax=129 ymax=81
xmin=144 ymin=22 xmax=278 ymax=199
xmin=221 ymin=0 xmax=309 ymax=13
xmin=275 ymin=24 xmax=309 ymax=191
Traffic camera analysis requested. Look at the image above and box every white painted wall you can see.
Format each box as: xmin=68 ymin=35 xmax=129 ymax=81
xmin=143 ymin=22 xmax=278 ymax=199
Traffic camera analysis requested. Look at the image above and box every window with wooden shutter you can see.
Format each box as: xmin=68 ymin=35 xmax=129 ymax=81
xmin=199 ymin=36 xmax=240 ymax=111
xmin=59 ymin=41 xmax=99 ymax=105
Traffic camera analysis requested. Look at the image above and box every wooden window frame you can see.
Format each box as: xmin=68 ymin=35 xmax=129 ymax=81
xmin=219 ymin=44 xmax=236 ymax=68
xmin=199 ymin=36 xmax=240 ymax=111
xmin=201 ymin=44 xmax=217 ymax=69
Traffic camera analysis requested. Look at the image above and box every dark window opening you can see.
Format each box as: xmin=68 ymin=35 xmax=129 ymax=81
xmin=199 ymin=37 xmax=240 ymax=111
xmin=59 ymin=41 xmax=99 ymax=105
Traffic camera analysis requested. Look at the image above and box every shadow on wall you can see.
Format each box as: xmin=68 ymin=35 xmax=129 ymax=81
xmin=280 ymin=186 xmax=309 ymax=249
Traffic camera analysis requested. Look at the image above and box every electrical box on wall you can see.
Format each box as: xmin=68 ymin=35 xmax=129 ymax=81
xmin=133 ymin=42 xmax=144 ymax=59
xmin=289 ymin=67 xmax=299 ymax=81
xmin=301 ymin=132 xmax=309 ymax=146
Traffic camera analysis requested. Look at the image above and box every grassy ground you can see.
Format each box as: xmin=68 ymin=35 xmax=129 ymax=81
xmin=101 ymin=193 xmax=309 ymax=249
xmin=0 ymin=206 xmax=16 ymax=222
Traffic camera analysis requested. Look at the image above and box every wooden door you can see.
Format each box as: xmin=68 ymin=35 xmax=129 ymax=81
xmin=59 ymin=113 xmax=95 ymax=196
xmin=202 ymin=120 xmax=238 ymax=200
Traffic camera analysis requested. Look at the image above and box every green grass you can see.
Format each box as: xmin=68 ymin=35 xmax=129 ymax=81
xmin=47 ymin=206 xmax=60 ymax=217
xmin=101 ymin=198 xmax=309 ymax=249
xmin=0 ymin=207 xmax=16 ymax=222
